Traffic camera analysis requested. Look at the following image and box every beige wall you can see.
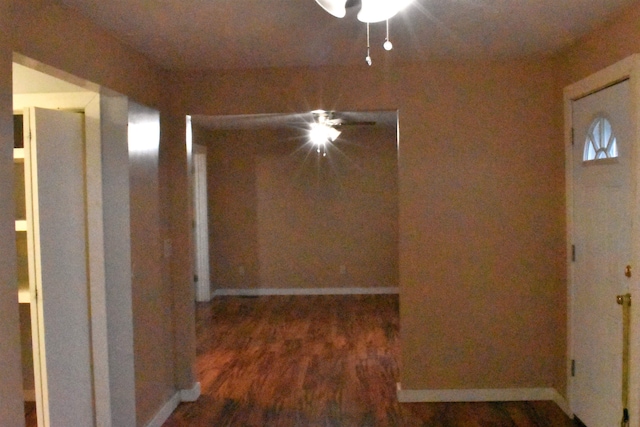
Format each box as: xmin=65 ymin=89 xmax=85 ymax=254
xmin=11 ymin=0 xmax=163 ymax=108
xmin=128 ymin=102 xmax=174 ymax=426
xmin=198 ymin=125 xmax=398 ymax=291
xmin=0 ymin=2 xmax=27 ymax=424
xmin=399 ymin=61 xmax=566 ymax=390
xmin=177 ymin=58 xmax=567 ymax=392
xmin=0 ymin=0 xmax=195 ymax=426
xmin=558 ymin=1 xmax=640 ymax=84
xmin=160 ymin=111 xmax=197 ymax=392
xmin=199 ymin=127 xmax=260 ymax=289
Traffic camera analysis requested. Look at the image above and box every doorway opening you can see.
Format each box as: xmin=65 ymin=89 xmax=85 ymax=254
xmin=189 ymin=110 xmax=400 ymax=296
xmin=11 ymin=57 xmax=138 ymax=427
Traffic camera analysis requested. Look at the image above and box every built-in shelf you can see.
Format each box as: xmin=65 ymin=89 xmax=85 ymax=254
xmin=18 ymin=288 xmax=30 ymax=304
xmin=13 ymin=147 xmax=25 ymax=160
xmin=15 ymin=220 xmax=27 ymax=232
xmin=15 ymin=149 xmax=28 ymax=304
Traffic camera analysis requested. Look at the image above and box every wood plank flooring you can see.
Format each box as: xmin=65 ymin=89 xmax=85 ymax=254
xmin=163 ymin=294 xmax=579 ymax=426
xmin=24 ymin=401 xmax=36 ymax=427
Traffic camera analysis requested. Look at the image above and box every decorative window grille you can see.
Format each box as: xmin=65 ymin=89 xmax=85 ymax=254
xmin=583 ymin=116 xmax=618 ymax=161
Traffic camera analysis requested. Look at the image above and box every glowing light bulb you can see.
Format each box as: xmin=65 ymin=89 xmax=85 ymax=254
xmin=310 ymin=123 xmax=328 ymax=146
xmin=309 ymin=122 xmax=341 ymax=146
xmin=366 ymin=55 xmax=372 ymax=66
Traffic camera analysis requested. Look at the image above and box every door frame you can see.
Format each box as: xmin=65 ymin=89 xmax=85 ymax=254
xmin=565 ymin=54 xmax=640 ymax=422
xmin=192 ymin=142 xmax=211 ymax=302
xmin=15 ymin=94 xmax=101 ymax=427
xmin=13 ymin=57 xmax=136 ymax=426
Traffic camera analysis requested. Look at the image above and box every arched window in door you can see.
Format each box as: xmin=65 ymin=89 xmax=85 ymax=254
xmin=583 ymin=116 xmax=618 ymax=161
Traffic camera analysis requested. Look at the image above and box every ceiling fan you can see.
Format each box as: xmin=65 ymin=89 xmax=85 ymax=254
xmin=308 ymin=110 xmax=376 ymax=155
xmin=314 ymin=0 xmax=414 ymax=64
xmin=311 ymin=110 xmax=376 ymax=128
xmin=314 ymin=0 xmax=413 ymax=23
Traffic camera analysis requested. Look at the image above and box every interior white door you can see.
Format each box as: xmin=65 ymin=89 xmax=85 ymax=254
xmin=572 ymin=80 xmax=632 ymax=426
xmin=193 ymin=143 xmax=211 ymax=301
xmin=25 ymin=107 xmax=94 ymax=426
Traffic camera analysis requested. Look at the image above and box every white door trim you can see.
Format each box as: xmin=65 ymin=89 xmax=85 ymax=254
xmin=564 ymin=53 xmax=640 ymax=423
xmin=13 ymin=63 xmax=136 ymax=426
xmin=193 ymin=143 xmax=211 ymax=302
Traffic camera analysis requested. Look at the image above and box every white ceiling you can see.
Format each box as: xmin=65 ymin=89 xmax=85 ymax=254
xmin=57 ymin=0 xmax=638 ymax=71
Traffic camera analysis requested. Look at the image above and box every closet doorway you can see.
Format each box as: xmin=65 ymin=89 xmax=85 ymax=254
xmin=12 ymin=59 xmax=137 ymax=427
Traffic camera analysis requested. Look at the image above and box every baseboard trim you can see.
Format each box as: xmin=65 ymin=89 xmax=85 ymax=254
xmin=212 ymin=287 xmax=399 ymax=296
xmin=397 ymin=386 xmax=571 ymax=416
xmin=145 ymin=392 xmax=180 ymax=427
xmin=145 ymin=382 xmax=202 ymax=427
xmin=180 ymin=381 xmax=201 ymax=402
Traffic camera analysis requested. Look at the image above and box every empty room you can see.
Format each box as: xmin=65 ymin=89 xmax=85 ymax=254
xmin=3 ymin=0 xmax=640 ymax=426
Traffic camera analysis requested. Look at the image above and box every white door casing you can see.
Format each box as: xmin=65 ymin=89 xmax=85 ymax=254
xmin=565 ymin=55 xmax=640 ymax=427
xmin=13 ymin=60 xmax=137 ymax=427
xmin=193 ymin=143 xmax=211 ymax=302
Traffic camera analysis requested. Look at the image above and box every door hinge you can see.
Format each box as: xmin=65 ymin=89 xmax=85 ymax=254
xmin=194 ymin=274 xmax=199 ymax=283
xmin=571 ymin=359 xmax=576 ymax=377
xmin=572 ymin=245 xmax=576 ymax=262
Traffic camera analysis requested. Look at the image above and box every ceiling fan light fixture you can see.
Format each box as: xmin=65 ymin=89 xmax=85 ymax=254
xmin=309 ymin=122 xmax=341 ymax=146
xmin=327 ymin=126 xmax=341 ymax=141
xmin=314 ymin=0 xmax=347 ymax=18
xmin=357 ymin=0 xmax=400 ymax=23
xmin=383 ymin=19 xmax=393 ymax=50
xmin=313 ymin=0 xmax=413 ymax=65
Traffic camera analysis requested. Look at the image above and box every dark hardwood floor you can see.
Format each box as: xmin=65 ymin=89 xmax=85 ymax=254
xmin=163 ymin=294 xmax=579 ymax=426
xmin=24 ymin=401 xmax=36 ymax=427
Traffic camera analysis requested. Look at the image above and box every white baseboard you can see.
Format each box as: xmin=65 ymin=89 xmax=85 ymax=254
xmin=212 ymin=287 xmax=399 ymax=297
xmin=23 ymin=389 xmax=35 ymax=402
xmin=195 ymin=291 xmax=212 ymax=303
xmin=551 ymin=392 xmax=572 ymax=417
xmin=397 ymin=386 xmax=571 ymax=417
xmin=145 ymin=382 xmax=202 ymax=427
xmin=145 ymin=392 xmax=180 ymax=427
xmin=180 ymin=381 xmax=201 ymax=402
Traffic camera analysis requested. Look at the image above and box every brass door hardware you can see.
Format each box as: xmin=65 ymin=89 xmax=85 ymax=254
xmin=617 ymin=294 xmax=631 ymax=306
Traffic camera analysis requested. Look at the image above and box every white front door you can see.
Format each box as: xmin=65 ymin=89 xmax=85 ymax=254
xmin=571 ymin=80 xmax=632 ymax=426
